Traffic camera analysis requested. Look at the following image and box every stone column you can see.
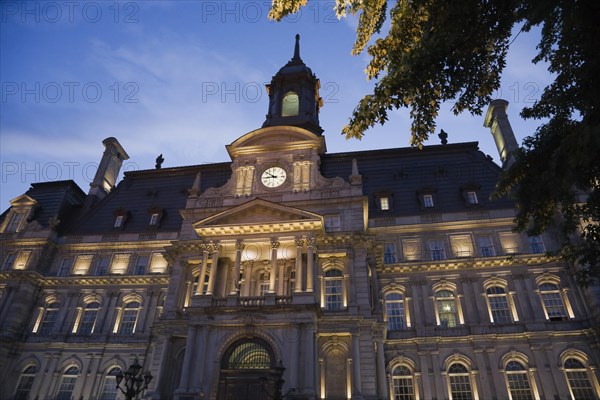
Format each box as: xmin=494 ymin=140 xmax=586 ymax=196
xmin=178 ymin=326 xmax=197 ymax=392
xmin=241 ymin=261 xmax=252 ymax=297
xmin=100 ymin=290 xmax=119 ymax=336
xmin=288 ymin=324 xmax=300 ymax=390
xmin=277 ymin=260 xmax=286 ymax=295
xmin=137 ymin=290 xmax=153 ymax=334
xmin=269 ymin=240 xmax=280 ymax=293
xmin=197 ymin=245 xmax=209 ymax=295
xmin=474 ymin=348 xmax=494 ymax=400
xmin=152 ymin=337 xmax=173 ymax=397
xmin=306 ymin=237 xmax=316 ymax=292
xmin=230 ymin=241 xmax=244 ymax=295
xmin=206 ymin=242 xmax=221 ymax=296
xmin=352 ymin=333 xmax=362 ymax=394
xmin=191 ymin=326 xmax=207 ymax=393
xmin=302 ymin=323 xmax=316 ymax=394
xmin=418 ymin=351 xmax=433 ymax=400
xmin=376 ymin=339 xmax=387 ymax=399
xmin=294 ymin=237 xmax=304 ymax=293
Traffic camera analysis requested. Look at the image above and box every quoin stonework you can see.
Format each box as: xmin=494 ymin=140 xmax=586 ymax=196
xmin=1 ymin=36 xmax=599 ymax=400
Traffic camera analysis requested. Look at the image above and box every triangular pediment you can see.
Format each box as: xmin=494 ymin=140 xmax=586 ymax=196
xmin=193 ymin=198 xmax=323 ymax=237
xmin=9 ymin=194 xmax=38 ymax=207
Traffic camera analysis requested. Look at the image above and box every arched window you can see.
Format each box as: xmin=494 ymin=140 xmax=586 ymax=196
xmin=447 ymin=363 xmax=473 ymax=400
xmin=436 ymin=290 xmax=458 ymax=328
xmin=282 ymin=91 xmax=299 ymax=117
xmin=79 ymin=301 xmax=100 ymax=335
xmin=56 ymin=366 xmax=79 ymax=400
xmin=324 ymin=269 xmax=344 ymax=310
xmin=392 ymin=364 xmax=415 ymax=400
xmin=505 ymin=361 xmax=534 ymax=400
xmin=226 ymin=340 xmax=273 ymax=369
xmin=118 ymin=301 xmax=141 ymax=335
xmin=258 ymin=271 xmax=270 ymax=296
xmin=539 ymin=282 xmax=568 ymax=320
xmin=385 ymin=292 xmax=406 ymax=331
xmin=99 ymin=367 xmax=122 ymax=400
xmin=38 ymin=301 xmax=60 ymax=335
xmin=13 ymin=365 xmax=38 ymax=400
xmin=563 ymin=358 xmax=597 ymax=400
xmin=486 ymin=286 xmax=512 ymax=324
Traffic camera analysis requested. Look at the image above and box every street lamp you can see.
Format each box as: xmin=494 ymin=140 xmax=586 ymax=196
xmin=115 ymin=357 xmax=153 ymax=400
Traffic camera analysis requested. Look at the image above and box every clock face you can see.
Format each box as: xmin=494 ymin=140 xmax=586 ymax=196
xmin=261 ymin=166 xmax=287 ymax=188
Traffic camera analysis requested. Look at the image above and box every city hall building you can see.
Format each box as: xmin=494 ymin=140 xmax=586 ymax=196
xmin=1 ymin=37 xmax=599 ymax=400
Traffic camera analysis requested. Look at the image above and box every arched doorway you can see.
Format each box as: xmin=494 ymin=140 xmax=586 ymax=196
xmin=217 ymin=337 xmax=284 ymax=400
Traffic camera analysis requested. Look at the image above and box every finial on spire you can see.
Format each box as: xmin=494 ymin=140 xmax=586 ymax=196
xmin=293 ymin=34 xmax=300 ymax=60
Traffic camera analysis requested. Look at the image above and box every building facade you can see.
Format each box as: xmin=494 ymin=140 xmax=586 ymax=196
xmin=1 ymin=37 xmax=600 ymax=400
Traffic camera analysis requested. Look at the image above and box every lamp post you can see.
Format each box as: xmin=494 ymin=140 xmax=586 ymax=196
xmin=115 ymin=357 xmax=153 ymax=400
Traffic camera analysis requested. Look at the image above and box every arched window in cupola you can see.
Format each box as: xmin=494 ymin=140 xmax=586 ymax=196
xmin=282 ymin=91 xmax=299 ymax=117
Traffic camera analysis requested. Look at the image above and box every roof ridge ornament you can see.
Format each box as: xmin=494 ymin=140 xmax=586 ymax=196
xmin=293 ymin=33 xmax=301 ymax=61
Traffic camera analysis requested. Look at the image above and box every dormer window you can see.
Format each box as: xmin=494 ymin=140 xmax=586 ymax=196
xmin=460 ymin=185 xmax=481 ymax=206
xmin=114 ymin=215 xmax=124 ymax=229
xmin=466 ymin=191 xmax=478 ymax=205
xmin=380 ymin=197 xmax=390 ymax=211
xmin=149 ymin=213 xmax=160 ymax=226
xmin=375 ymin=192 xmax=393 ymax=211
xmin=282 ymin=91 xmax=299 ymax=117
xmin=423 ymin=194 xmax=434 ymax=208
xmin=6 ymin=212 xmax=24 ymax=232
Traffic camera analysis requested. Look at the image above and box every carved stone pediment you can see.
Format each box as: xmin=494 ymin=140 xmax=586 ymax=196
xmin=193 ymin=198 xmax=324 ymax=236
xmin=226 ymin=126 xmax=326 ymax=158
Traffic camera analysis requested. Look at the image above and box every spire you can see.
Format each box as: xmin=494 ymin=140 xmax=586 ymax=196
xmin=293 ymin=34 xmax=301 ymax=61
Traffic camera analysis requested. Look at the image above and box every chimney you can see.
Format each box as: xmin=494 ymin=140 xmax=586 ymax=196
xmin=484 ymin=99 xmax=519 ymax=167
xmin=87 ymin=137 xmax=129 ymax=204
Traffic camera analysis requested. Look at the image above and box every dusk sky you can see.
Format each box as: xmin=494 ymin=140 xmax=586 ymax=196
xmin=0 ymin=1 xmax=554 ymax=209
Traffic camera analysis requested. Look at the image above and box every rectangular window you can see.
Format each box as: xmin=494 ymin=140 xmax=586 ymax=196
xmin=450 ymin=235 xmax=473 ymax=257
xmin=110 ymin=253 xmax=131 ymax=274
xmin=402 ymin=239 xmax=421 ymax=261
xmin=133 ymin=256 xmax=148 ymax=275
xmin=384 ymin=242 xmax=397 ymax=264
xmin=380 ymin=197 xmax=390 ymax=210
xmin=325 ymin=279 xmax=343 ymax=310
xmin=39 ymin=308 xmax=59 ymax=335
xmin=467 ymin=191 xmax=479 ymax=205
xmin=423 ymin=194 xmax=434 ymax=208
xmin=149 ymin=253 xmax=168 ymax=273
xmin=119 ymin=308 xmax=139 ymax=335
xmin=94 ymin=256 xmax=110 ymax=276
xmin=79 ymin=308 xmax=99 ymax=335
xmin=528 ymin=235 xmax=546 ymax=254
xmin=149 ymin=213 xmax=160 ymax=226
xmin=57 ymin=258 xmax=73 ymax=277
xmin=6 ymin=212 xmax=23 ymax=232
xmin=476 ymin=236 xmax=496 ymax=257
xmin=72 ymin=255 xmax=93 ymax=275
xmin=13 ymin=250 xmax=32 ymax=270
xmin=499 ymin=232 xmax=520 ymax=254
xmin=2 ymin=253 xmax=17 ymax=270
xmin=324 ymin=215 xmax=341 ymax=232
xmin=428 ymin=239 xmax=446 ymax=261
xmin=114 ymin=215 xmax=124 ymax=228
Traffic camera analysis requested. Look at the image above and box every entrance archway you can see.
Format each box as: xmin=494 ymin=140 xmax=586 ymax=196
xmin=217 ymin=337 xmax=284 ymax=400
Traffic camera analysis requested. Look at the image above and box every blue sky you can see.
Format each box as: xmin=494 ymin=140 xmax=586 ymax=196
xmin=0 ymin=1 xmax=553 ymax=209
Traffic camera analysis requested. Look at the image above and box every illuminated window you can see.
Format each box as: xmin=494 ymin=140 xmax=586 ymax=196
xmin=423 ymin=194 xmax=434 ymax=208
xmin=110 ymin=253 xmax=131 ymax=274
xmin=384 ymin=242 xmax=397 ymax=264
xmin=499 ymin=232 xmax=520 ymax=254
xmin=13 ymin=365 xmax=38 ymax=400
xmin=563 ymin=358 xmax=597 ymax=400
xmin=436 ymin=290 xmax=458 ymax=328
xmin=528 ymin=235 xmax=545 ymax=254
xmin=38 ymin=301 xmax=60 ymax=335
xmin=450 ymin=235 xmax=473 ymax=258
xmin=428 ymin=239 xmax=446 ymax=261
xmin=447 ymin=363 xmax=473 ymax=400
xmin=385 ymin=293 xmax=406 ymax=331
xmin=118 ymin=301 xmax=140 ymax=335
xmin=486 ymin=286 xmax=512 ymax=324
xmin=505 ymin=361 xmax=534 ymax=400
xmin=55 ymin=366 xmax=79 ymax=400
xmin=57 ymin=258 xmax=73 ymax=277
xmin=282 ymin=91 xmax=299 ymax=117
xmin=392 ymin=364 xmax=415 ymax=400
xmin=324 ymin=269 xmax=344 ymax=310
xmin=539 ymin=282 xmax=567 ymax=320
xmin=476 ymin=236 xmax=495 ymax=257
xmin=72 ymin=254 xmax=93 ymax=275
xmin=258 ymin=272 xmax=270 ymax=296
xmin=380 ymin=196 xmax=390 ymax=211
xmin=402 ymin=239 xmax=421 ymax=261
xmin=149 ymin=253 xmax=168 ymax=273
xmin=99 ymin=367 xmax=122 ymax=400
xmin=78 ymin=302 xmax=100 ymax=335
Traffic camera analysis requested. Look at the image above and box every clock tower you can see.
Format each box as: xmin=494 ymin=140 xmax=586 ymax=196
xmin=262 ymin=34 xmax=324 ymax=135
